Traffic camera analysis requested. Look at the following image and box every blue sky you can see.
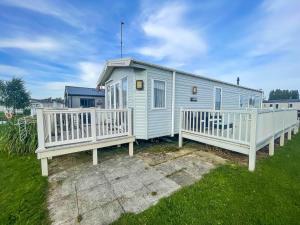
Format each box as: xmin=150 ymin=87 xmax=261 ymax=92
xmin=0 ymin=0 xmax=299 ymax=98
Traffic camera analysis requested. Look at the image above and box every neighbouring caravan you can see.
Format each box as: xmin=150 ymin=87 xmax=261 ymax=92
xmin=97 ymin=58 xmax=263 ymax=140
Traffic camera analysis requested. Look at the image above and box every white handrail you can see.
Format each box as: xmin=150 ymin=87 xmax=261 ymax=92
xmin=36 ymin=107 xmax=132 ymax=148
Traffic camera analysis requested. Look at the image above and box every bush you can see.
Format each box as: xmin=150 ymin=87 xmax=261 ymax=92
xmin=23 ymin=108 xmax=31 ymax=116
xmin=0 ymin=119 xmax=37 ymax=154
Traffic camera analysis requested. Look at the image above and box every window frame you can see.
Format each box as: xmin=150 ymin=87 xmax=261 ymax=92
xmin=80 ymin=98 xmax=95 ymax=108
xmin=239 ymin=95 xmax=248 ymax=109
xmin=152 ymin=79 xmax=167 ymax=110
xmin=213 ymin=86 xmax=222 ymax=110
xmin=105 ymin=76 xmax=128 ymax=109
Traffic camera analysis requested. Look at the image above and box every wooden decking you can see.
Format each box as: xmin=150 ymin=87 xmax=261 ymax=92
xmin=35 ymin=108 xmax=134 ymax=176
xmin=179 ymin=109 xmax=299 ymax=171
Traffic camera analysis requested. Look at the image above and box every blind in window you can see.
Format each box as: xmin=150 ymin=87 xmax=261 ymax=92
xmin=153 ymin=80 xmax=165 ymax=108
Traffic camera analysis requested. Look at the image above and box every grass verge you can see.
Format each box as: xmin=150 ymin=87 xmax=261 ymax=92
xmin=0 ymin=153 xmax=49 ymax=225
xmin=113 ymin=133 xmax=300 ymax=225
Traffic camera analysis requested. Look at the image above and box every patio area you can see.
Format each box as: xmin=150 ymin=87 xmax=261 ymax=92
xmin=47 ymin=143 xmax=226 ymax=225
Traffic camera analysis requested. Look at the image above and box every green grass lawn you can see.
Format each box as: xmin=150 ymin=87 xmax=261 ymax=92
xmin=113 ymin=133 xmax=300 ymax=225
xmin=0 ymin=153 xmax=49 ymax=225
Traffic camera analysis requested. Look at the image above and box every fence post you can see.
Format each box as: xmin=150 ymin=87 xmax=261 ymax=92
xmin=269 ymin=110 xmax=274 ymax=156
xmin=280 ymin=116 xmax=285 ymax=146
xmin=248 ymin=109 xmax=258 ymax=171
xmin=36 ymin=108 xmax=45 ymax=150
xmin=179 ymin=108 xmax=183 ymax=148
xmin=91 ymin=108 xmax=97 ymax=142
xmin=128 ymin=108 xmax=133 ymax=136
xmin=128 ymin=108 xmax=134 ymax=156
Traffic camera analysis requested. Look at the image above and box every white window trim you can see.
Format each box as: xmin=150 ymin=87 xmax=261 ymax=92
xmin=213 ymin=86 xmax=222 ymax=110
xmin=106 ymin=76 xmax=128 ymax=109
xmin=152 ymin=79 xmax=167 ymax=110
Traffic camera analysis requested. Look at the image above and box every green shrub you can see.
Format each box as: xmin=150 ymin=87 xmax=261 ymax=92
xmin=0 ymin=119 xmax=37 ymax=154
xmin=23 ymin=108 xmax=31 ymax=116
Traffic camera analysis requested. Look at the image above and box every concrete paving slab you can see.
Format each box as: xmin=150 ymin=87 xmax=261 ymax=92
xmin=47 ymin=145 xmax=226 ymax=225
xmin=80 ymin=200 xmax=124 ymax=225
xmin=77 ymin=182 xmax=116 ymax=214
xmin=48 ymin=194 xmax=78 ymax=225
xmin=167 ymin=170 xmax=197 ymax=187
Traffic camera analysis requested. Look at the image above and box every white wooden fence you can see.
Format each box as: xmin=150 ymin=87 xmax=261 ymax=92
xmin=37 ymin=108 xmax=132 ymax=149
xmin=179 ymin=108 xmax=298 ymax=171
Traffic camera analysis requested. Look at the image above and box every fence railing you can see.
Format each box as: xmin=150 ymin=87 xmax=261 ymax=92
xmin=180 ymin=109 xmax=252 ymax=145
xmin=180 ymin=108 xmax=297 ymax=148
xmin=36 ymin=108 xmax=132 ymax=149
xmin=179 ymin=108 xmax=298 ymax=171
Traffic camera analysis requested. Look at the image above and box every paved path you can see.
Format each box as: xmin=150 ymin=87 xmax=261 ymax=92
xmin=47 ymin=148 xmax=226 ymax=225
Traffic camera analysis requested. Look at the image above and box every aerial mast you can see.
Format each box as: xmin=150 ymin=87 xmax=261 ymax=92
xmin=121 ymin=21 xmax=124 ymax=58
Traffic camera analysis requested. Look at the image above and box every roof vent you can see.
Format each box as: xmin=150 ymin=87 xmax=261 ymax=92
xmin=237 ymin=77 xmax=240 ymax=86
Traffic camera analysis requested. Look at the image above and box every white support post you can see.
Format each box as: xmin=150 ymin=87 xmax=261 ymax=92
xmin=269 ymin=110 xmax=274 ymax=156
xmin=93 ymin=149 xmax=98 ymax=165
xmin=171 ymin=71 xmax=176 ymax=137
xmin=288 ymin=128 xmax=292 ymax=140
xmin=280 ymin=132 xmax=285 ymax=146
xmin=91 ymin=108 xmax=97 ymax=142
xmin=41 ymin=158 xmax=48 ymax=176
xmin=269 ymin=137 xmax=274 ymax=156
xmin=248 ymin=110 xmax=258 ymax=171
xmin=128 ymin=108 xmax=133 ymax=136
xmin=178 ymin=108 xmax=183 ymax=148
xmin=129 ymin=142 xmax=133 ymax=156
xmin=36 ymin=108 xmax=45 ymax=150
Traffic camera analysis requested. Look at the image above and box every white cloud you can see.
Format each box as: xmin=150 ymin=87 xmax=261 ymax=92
xmin=0 ymin=37 xmax=61 ymax=52
xmin=78 ymin=61 xmax=103 ymax=86
xmin=137 ymin=2 xmax=207 ymax=64
xmin=44 ymin=81 xmax=75 ymax=91
xmin=245 ymin=0 xmax=300 ymax=57
xmin=0 ymin=64 xmax=28 ymax=76
xmin=0 ymin=0 xmax=85 ymax=28
xmin=39 ymin=61 xmax=103 ymax=97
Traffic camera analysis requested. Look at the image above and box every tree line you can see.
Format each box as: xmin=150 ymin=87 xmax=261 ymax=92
xmin=269 ymin=89 xmax=299 ymax=100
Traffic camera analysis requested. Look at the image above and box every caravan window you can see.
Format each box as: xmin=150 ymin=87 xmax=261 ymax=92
xmin=214 ymin=87 xmax=222 ymax=110
xmin=239 ymin=95 xmax=248 ymax=108
xmin=152 ymin=80 xmax=166 ymax=109
xmin=80 ymin=98 xmax=95 ymax=108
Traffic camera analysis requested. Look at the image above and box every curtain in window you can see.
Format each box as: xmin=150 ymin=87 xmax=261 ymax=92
xmin=154 ymin=80 xmax=165 ymax=108
xmin=106 ymin=87 xmax=111 ymax=109
xmin=215 ymin=88 xmax=221 ymax=110
xmin=111 ymin=85 xmax=115 ymax=109
xmin=122 ymin=77 xmax=127 ymax=108
xmin=115 ymin=83 xmax=120 ymax=108
xmin=240 ymin=95 xmax=249 ymax=108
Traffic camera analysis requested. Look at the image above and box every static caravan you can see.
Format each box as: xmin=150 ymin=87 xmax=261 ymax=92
xmin=97 ymin=58 xmax=263 ymax=140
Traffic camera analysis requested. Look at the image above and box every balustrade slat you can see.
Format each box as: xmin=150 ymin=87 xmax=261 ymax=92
xmin=71 ymin=113 xmax=74 ymax=140
xmin=232 ymin=113 xmax=236 ymax=140
xmin=60 ymin=113 xmax=63 ymax=141
xmin=47 ymin=114 xmax=51 ymax=143
xmin=239 ymin=114 xmax=242 ymax=141
xmin=54 ymin=113 xmax=58 ymax=142
xmin=227 ymin=113 xmax=230 ymax=139
xmin=86 ymin=112 xmax=89 ymax=138
xmin=66 ymin=113 xmax=69 ymax=141
xmin=76 ymin=113 xmax=79 ymax=139
xmin=221 ymin=113 xmax=225 ymax=137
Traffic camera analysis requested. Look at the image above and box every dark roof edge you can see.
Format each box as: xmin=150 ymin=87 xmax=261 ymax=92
xmin=98 ymin=58 xmax=263 ymax=93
